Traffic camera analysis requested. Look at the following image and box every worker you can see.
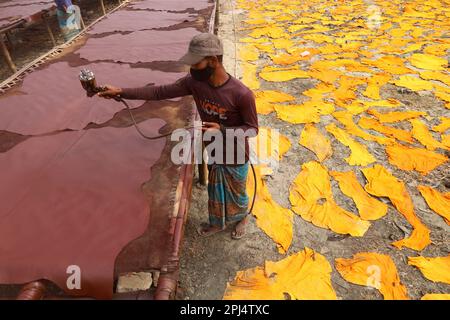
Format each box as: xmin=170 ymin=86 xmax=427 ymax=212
xmin=54 ymin=0 xmax=80 ymax=41
xmin=55 ymin=0 xmax=72 ymax=11
xmin=98 ymin=33 xmax=258 ymax=240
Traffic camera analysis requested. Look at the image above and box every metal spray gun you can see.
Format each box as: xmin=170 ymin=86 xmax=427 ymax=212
xmin=79 ymin=69 xmax=121 ymax=101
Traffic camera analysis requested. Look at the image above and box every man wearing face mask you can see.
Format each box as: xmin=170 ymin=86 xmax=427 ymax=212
xmin=98 ymin=33 xmax=259 ymax=240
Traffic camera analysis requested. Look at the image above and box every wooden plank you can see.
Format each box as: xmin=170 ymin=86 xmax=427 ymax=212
xmin=99 ymin=0 xmax=106 ymax=15
xmin=42 ymin=13 xmax=56 ymax=47
xmin=0 ymin=36 xmax=17 ymax=73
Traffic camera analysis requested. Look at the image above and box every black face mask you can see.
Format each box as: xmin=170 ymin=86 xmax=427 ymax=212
xmin=190 ymin=65 xmax=214 ymax=82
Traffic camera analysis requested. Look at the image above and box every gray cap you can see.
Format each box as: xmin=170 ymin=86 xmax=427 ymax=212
xmin=179 ymin=33 xmax=223 ymax=65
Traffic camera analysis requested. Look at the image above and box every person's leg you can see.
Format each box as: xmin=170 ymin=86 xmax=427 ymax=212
xmin=232 ymin=214 xmax=249 ymax=239
xmin=221 ymin=163 xmax=250 ymax=239
xmin=197 ymin=164 xmax=227 ymax=237
xmin=196 ymin=222 xmax=224 ymax=237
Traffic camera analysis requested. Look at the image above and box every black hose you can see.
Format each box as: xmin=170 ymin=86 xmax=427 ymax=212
xmin=116 ymin=96 xmax=195 ymax=139
xmin=248 ymin=158 xmax=257 ymax=215
xmin=117 ymin=96 xmax=257 ymax=215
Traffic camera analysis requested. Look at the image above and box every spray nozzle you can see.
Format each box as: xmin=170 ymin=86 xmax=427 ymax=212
xmin=79 ymin=69 xmax=103 ymax=97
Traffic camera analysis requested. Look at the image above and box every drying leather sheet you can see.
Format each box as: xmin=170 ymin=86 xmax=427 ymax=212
xmin=0 ymin=119 xmax=166 ymax=299
xmin=0 ymin=61 xmax=184 ymax=135
xmin=87 ymin=10 xmax=196 ymax=34
xmin=129 ymin=0 xmax=211 ymax=11
xmin=76 ymin=28 xmax=200 ymax=63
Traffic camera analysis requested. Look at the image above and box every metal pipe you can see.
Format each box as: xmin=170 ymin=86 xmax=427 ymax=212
xmin=171 ymin=164 xmax=193 ymax=265
xmin=171 ymin=198 xmax=188 ymax=264
xmin=14 ymin=281 xmax=154 ymax=300
xmin=16 ymin=281 xmax=47 ymax=300
xmin=155 ymin=134 xmax=194 ymax=300
xmin=46 ymin=291 xmax=154 ymax=300
xmin=198 ymin=141 xmax=208 ymax=185
xmin=155 ymin=157 xmax=193 ymax=300
xmin=154 ymin=271 xmax=178 ymax=300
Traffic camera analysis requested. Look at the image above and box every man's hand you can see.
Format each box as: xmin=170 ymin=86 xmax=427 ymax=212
xmin=97 ymin=85 xmax=122 ymax=99
xmin=202 ymin=122 xmax=221 ymax=133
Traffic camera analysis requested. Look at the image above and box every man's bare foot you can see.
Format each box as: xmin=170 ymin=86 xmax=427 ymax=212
xmin=197 ymin=222 xmax=225 ymax=237
xmin=231 ymin=215 xmax=249 ymax=240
